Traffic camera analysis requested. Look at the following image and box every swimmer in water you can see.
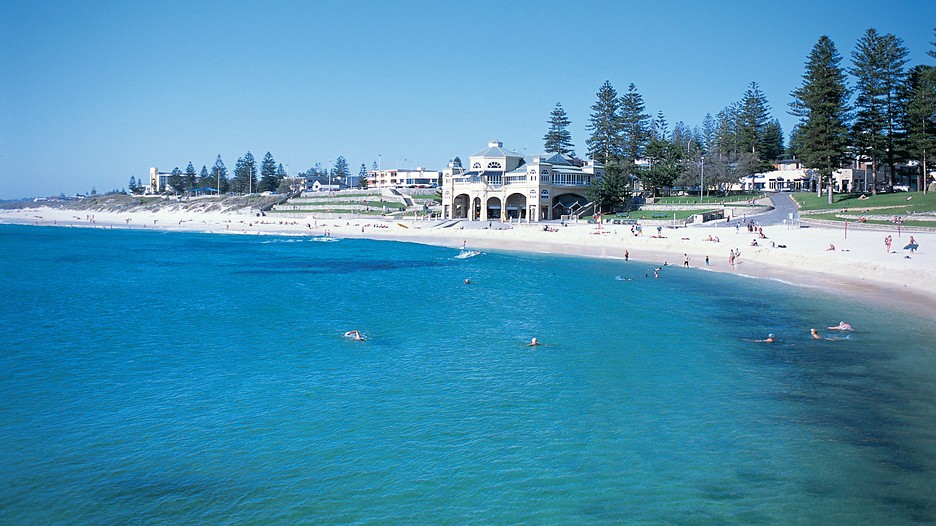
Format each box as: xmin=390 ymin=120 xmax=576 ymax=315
xmin=810 ymin=328 xmax=822 ymax=339
xmin=828 ymin=321 xmax=853 ymax=331
xmin=528 ymin=337 xmax=540 ymax=346
xmin=754 ymin=333 xmax=776 ymax=343
xmin=344 ymin=330 xmax=365 ymax=341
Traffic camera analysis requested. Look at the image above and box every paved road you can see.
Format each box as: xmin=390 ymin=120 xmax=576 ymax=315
xmin=686 ymin=192 xmax=800 ymax=227
xmin=751 ymin=191 xmax=800 ymax=226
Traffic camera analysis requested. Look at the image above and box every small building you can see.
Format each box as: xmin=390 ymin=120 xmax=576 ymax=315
xmin=441 ymin=140 xmax=603 ymax=222
xmin=309 ymin=180 xmax=341 ymax=193
xmin=367 ymin=168 xmax=441 ymax=188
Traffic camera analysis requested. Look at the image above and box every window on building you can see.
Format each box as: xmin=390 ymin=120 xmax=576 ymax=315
xmin=472 ymin=162 xmax=481 ymax=169
xmin=487 ymin=162 xmax=502 ymax=169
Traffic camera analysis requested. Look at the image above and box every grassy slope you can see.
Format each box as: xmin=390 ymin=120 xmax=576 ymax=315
xmin=793 ymin=192 xmax=936 ymax=227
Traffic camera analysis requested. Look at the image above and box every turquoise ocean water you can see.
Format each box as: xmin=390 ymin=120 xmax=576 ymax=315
xmin=1 ymin=223 xmax=935 ymax=524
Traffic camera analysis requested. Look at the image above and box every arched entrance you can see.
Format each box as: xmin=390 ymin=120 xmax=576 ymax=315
xmin=453 ymin=194 xmax=470 ymax=219
xmin=505 ymin=193 xmax=527 ymax=220
xmin=486 ymin=196 xmax=503 ymax=221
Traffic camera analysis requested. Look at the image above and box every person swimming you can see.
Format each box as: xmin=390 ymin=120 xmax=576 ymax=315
xmin=528 ymin=337 xmax=540 ymax=346
xmin=828 ymin=321 xmax=853 ymax=331
xmin=344 ymin=330 xmax=365 ymax=341
xmin=810 ymin=328 xmax=822 ymax=339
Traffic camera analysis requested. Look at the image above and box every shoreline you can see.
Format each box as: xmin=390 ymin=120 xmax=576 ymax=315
xmin=2 ymin=205 xmax=934 ymax=320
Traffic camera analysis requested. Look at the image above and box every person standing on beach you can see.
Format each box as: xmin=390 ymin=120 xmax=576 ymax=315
xmin=624 ymin=249 xmax=629 ymax=261
xmin=885 ymin=235 xmax=892 ymax=253
xmin=683 ymin=254 xmax=690 ymax=267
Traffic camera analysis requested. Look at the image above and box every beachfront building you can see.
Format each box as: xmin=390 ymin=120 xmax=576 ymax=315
xmin=441 ymin=140 xmax=603 ymax=222
xmin=739 ymin=158 xmax=929 ymax=194
xmin=147 ymin=167 xmax=172 ymax=194
xmin=740 ymin=159 xmax=859 ymax=193
xmin=366 ymin=168 xmax=441 ymax=188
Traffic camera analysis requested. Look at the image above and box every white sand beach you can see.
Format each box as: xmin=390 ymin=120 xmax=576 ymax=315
xmin=2 ymin=205 xmax=933 ymax=318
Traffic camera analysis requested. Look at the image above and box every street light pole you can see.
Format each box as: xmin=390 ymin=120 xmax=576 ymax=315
xmin=700 ymin=155 xmax=704 ymax=201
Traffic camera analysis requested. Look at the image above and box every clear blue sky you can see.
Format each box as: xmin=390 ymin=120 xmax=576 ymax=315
xmin=1 ymin=0 xmax=933 ymax=198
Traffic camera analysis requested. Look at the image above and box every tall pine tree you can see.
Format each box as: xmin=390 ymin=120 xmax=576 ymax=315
xmin=168 ymin=167 xmax=182 ymax=194
xmin=210 ymin=155 xmax=228 ymax=194
xmin=879 ymin=32 xmax=909 ymax=189
xmin=850 ymin=28 xmax=886 ymax=191
xmin=790 ymin=36 xmax=850 ymax=203
xmin=761 ymin=120 xmax=785 ymax=163
xmin=259 ymin=152 xmax=278 ymax=192
xmin=334 ymin=156 xmax=350 ymax=185
xmin=543 ymin=102 xmax=575 ymax=156
xmin=586 ymin=81 xmax=622 ymax=164
xmin=183 ymin=162 xmax=197 ymax=191
xmin=358 ymin=163 xmax=369 ymax=189
xmin=231 ymin=153 xmax=257 ymax=194
xmin=738 ymin=81 xmax=772 ymax=171
xmin=618 ymin=83 xmax=651 ymax=162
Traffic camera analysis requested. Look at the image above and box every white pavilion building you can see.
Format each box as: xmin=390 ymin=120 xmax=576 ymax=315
xmin=441 ymin=140 xmax=603 ymax=222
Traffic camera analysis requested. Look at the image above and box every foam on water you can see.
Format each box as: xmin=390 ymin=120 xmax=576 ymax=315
xmin=1 ymin=224 xmax=935 ymax=524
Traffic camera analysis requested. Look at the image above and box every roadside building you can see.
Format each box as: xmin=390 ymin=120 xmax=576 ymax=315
xmin=366 ymin=167 xmax=441 ymax=188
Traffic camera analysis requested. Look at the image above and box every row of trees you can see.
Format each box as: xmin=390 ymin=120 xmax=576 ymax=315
xmin=129 ymin=152 xmax=364 ymax=195
xmin=790 ymin=29 xmax=936 ymax=201
xmin=548 ymin=79 xmax=786 ymax=208
xmin=546 ymin=27 xmax=936 ymax=210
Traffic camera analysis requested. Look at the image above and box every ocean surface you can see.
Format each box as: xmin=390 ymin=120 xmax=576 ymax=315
xmin=1 ymin=223 xmax=935 ymax=525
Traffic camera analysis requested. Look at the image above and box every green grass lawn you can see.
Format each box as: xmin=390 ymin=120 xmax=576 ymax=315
xmin=793 ymin=191 xmax=936 ymax=213
xmin=793 ymin=192 xmax=936 ymax=228
xmin=653 ymin=192 xmax=765 ymax=205
xmin=597 ymin=209 xmax=719 ymax=221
